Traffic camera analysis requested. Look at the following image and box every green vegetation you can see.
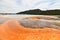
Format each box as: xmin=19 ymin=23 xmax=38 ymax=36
xmin=17 ymin=9 xmax=60 ymax=15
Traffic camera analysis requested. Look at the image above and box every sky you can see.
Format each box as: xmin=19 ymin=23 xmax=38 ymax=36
xmin=0 ymin=0 xmax=60 ymax=13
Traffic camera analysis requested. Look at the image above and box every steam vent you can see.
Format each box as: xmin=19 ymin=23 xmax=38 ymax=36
xmin=0 ymin=15 xmax=60 ymax=40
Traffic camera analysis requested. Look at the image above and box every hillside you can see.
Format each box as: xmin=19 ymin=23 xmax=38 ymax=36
xmin=17 ymin=9 xmax=60 ymax=15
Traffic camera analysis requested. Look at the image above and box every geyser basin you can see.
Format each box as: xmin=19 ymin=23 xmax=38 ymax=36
xmin=0 ymin=15 xmax=60 ymax=40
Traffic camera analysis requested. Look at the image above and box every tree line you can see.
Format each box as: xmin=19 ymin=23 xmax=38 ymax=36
xmin=17 ymin=9 xmax=60 ymax=15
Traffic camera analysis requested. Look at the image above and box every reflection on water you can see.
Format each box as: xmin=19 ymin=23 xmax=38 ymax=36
xmin=18 ymin=17 xmax=60 ymax=30
xmin=19 ymin=15 xmax=60 ymax=30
